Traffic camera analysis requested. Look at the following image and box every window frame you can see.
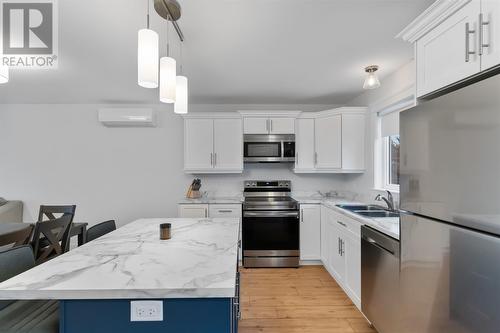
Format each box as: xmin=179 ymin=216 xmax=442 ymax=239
xmin=381 ymin=136 xmax=400 ymax=192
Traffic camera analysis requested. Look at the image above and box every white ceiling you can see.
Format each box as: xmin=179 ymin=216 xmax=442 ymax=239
xmin=0 ymin=0 xmax=434 ymax=105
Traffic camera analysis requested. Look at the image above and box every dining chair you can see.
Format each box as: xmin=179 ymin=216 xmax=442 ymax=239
xmin=37 ymin=205 xmax=76 ymax=252
xmin=0 ymin=245 xmax=59 ymax=333
xmin=86 ymin=220 xmax=116 ymax=242
xmin=0 ymin=225 xmax=33 ymax=249
xmin=32 ymin=215 xmax=73 ymax=265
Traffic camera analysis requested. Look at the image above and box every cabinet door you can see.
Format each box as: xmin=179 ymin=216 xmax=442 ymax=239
xmin=481 ymin=0 xmax=500 ymax=70
xmin=295 ymin=118 xmax=316 ymax=171
xmin=320 ymin=206 xmax=330 ymax=266
xmin=214 ymin=119 xmax=243 ymax=171
xmin=416 ymin=0 xmax=481 ymax=97
xmin=328 ymin=221 xmax=345 ymax=283
xmin=299 ymin=204 xmax=321 ymax=260
xmin=184 ymin=119 xmax=214 ymax=171
xmin=243 ymin=118 xmax=269 ymax=134
xmin=269 ymin=118 xmax=295 ymax=134
xmin=315 ymin=115 xmax=342 ymax=170
xmin=178 ymin=204 xmax=209 ymax=218
xmin=344 ymin=231 xmax=361 ymax=309
xmin=342 ymin=114 xmax=365 ymax=171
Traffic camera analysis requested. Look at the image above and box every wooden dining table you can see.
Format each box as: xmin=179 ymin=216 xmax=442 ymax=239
xmin=0 ymin=222 xmax=89 ymax=246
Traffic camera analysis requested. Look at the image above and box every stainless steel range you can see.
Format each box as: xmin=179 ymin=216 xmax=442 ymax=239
xmin=242 ymin=180 xmax=300 ymax=268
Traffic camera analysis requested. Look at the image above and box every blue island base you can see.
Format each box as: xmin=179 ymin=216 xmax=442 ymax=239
xmin=60 ymin=298 xmax=238 ymax=333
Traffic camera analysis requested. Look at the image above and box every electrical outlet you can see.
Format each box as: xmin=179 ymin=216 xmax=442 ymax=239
xmin=130 ymin=301 xmax=163 ymax=322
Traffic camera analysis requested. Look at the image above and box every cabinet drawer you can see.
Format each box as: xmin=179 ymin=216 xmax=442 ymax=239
xmin=333 ymin=211 xmax=361 ymax=237
xmin=178 ymin=204 xmax=209 ymax=218
xmin=209 ymin=204 xmax=242 ymax=218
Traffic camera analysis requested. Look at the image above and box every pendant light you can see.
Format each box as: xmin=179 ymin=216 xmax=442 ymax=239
xmin=174 ymin=43 xmax=188 ymax=114
xmin=363 ymin=65 xmax=381 ymax=90
xmin=138 ymin=0 xmax=159 ymax=88
xmin=159 ymin=19 xmax=176 ymax=103
xmin=0 ymin=65 xmax=8 ymax=84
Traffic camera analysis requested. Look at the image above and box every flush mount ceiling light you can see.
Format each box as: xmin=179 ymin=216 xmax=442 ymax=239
xmin=363 ymin=65 xmax=381 ymax=90
xmin=0 ymin=65 xmax=8 ymax=84
xmin=138 ymin=0 xmax=159 ymax=88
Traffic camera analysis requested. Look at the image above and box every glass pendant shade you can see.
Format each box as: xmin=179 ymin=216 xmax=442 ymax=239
xmin=174 ymin=75 xmax=188 ymax=114
xmin=363 ymin=73 xmax=380 ymax=89
xmin=0 ymin=65 xmax=8 ymax=84
xmin=159 ymin=56 xmax=176 ymax=103
xmin=137 ymin=28 xmax=159 ymax=88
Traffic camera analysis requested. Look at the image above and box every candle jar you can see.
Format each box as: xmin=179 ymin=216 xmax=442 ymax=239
xmin=160 ymin=223 xmax=171 ymax=240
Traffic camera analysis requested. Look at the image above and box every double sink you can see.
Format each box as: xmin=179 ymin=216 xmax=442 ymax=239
xmin=336 ymin=204 xmax=400 ymax=218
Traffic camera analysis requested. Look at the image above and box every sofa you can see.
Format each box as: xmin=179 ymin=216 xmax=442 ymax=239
xmin=0 ymin=200 xmax=23 ymax=224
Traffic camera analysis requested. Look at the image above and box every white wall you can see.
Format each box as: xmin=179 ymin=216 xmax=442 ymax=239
xmin=344 ymin=60 xmax=416 ymax=204
xmin=0 ymin=103 xmax=346 ymax=227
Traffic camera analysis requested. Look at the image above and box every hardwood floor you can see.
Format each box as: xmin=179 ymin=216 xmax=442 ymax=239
xmin=239 ymin=265 xmax=376 ymax=333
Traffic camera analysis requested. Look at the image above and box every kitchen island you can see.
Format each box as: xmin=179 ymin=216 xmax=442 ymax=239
xmin=0 ymin=218 xmax=241 ymax=333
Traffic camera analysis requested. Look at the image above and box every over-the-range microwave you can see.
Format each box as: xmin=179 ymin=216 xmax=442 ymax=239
xmin=243 ymin=134 xmax=295 ymax=163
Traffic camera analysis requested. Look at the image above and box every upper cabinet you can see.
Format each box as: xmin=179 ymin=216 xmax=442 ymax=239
xmin=239 ymin=111 xmax=300 ymax=135
xmin=399 ymin=0 xmax=500 ymax=97
xmin=184 ymin=114 xmax=243 ymax=174
xmin=295 ymin=108 xmax=366 ymax=174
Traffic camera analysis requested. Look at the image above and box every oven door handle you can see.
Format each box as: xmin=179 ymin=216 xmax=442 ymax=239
xmin=243 ymin=211 xmax=299 ymax=218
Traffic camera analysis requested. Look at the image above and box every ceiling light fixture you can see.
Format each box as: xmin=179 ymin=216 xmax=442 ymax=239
xmin=138 ymin=0 xmax=159 ymax=88
xmin=174 ymin=43 xmax=188 ymax=114
xmin=363 ymin=65 xmax=381 ymax=90
xmin=0 ymin=65 xmax=8 ymax=84
xmin=159 ymin=19 xmax=176 ymax=103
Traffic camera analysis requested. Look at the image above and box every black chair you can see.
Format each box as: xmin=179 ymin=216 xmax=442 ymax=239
xmin=0 ymin=225 xmax=33 ymax=249
xmin=36 ymin=205 xmax=76 ymax=253
xmin=86 ymin=220 xmax=116 ymax=242
xmin=32 ymin=215 xmax=73 ymax=265
xmin=0 ymin=245 xmax=58 ymax=332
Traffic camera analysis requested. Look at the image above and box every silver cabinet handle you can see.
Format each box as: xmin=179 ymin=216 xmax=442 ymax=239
xmin=479 ymin=13 xmax=490 ymax=56
xmin=314 ymin=152 xmax=318 ymax=165
xmin=210 ymin=153 xmax=213 ymax=166
xmin=270 ymin=119 xmax=273 ymax=133
xmin=338 ymin=237 xmax=341 ymax=255
xmin=337 ymin=221 xmax=347 ymax=228
xmin=341 ymin=239 xmax=345 ymax=256
xmin=465 ymin=22 xmax=476 ymax=62
xmin=300 ymin=209 xmax=304 ymax=222
xmin=214 ymin=153 xmax=217 ymax=167
xmin=218 ymin=210 xmax=233 ymax=213
xmin=266 ymin=119 xmax=270 ymax=133
xmin=205 ymin=208 xmax=208 ymax=218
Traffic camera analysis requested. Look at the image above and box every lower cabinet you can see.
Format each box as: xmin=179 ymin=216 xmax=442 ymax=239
xmin=320 ymin=206 xmax=362 ymax=309
xmin=299 ymin=204 xmax=321 ymax=260
xmin=178 ymin=204 xmax=209 ymax=218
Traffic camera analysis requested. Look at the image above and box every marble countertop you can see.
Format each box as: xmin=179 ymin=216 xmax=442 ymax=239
xmin=293 ymin=196 xmax=400 ymax=240
xmin=0 ymin=218 xmax=240 ymax=300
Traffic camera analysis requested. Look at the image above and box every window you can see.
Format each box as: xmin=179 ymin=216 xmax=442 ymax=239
xmin=386 ymin=135 xmax=400 ymax=187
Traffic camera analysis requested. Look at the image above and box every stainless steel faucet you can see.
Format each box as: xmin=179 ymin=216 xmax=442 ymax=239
xmin=375 ymin=191 xmax=395 ymax=211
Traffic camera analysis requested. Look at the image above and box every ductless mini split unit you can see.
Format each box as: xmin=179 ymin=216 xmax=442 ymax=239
xmin=98 ymin=108 xmax=156 ymax=127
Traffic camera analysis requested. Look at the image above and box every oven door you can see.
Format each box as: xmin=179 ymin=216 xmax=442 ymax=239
xmin=242 ymin=211 xmax=300 ymax=267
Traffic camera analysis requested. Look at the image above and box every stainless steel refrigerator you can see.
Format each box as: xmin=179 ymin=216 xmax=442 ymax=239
xmin=400 ymin=73 xmax=500 ymax=333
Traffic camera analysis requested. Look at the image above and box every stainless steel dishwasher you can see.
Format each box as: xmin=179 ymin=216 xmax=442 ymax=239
xmin=361 ymin=225 xmax=400 ymax=333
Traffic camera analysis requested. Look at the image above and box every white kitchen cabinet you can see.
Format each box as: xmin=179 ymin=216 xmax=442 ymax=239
xmin=320 ymin=205 xmax=362 ymax=310
xmin=299 ymin=204 xmax=321 ymax=261
xmin=184 ymin=119 xmax=214 ymax=171
xmin=184 ymin=115 xmax=243 ymax=174
xmin=178 ymin=204 xmax=209 ymax=218
xmin=213 ymin=119 xmax=243 ymax=171
xmin=269 ymin=118 xmax=295 ymax=134
xmin=344 ymin=230 xmax=361 ymax=308
xmin=295 ymin=118 xmax=316 ymax=171
xmin=342 ymin=113 xmax=365 ymax=171
xmin=315 ymin=114 xmax=342 ymax=170
xmin=415 ymin=0 xmax=481 ymax=97
xmin=243 ymin=118 xmax=269 ymax=134
xmin=208 ymin=204 xmax=242 ymax=218
xmin=481 ymin=0 xmax=500 ymax=70
xmin=243 ymin=117 xmax=295 ymax=134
